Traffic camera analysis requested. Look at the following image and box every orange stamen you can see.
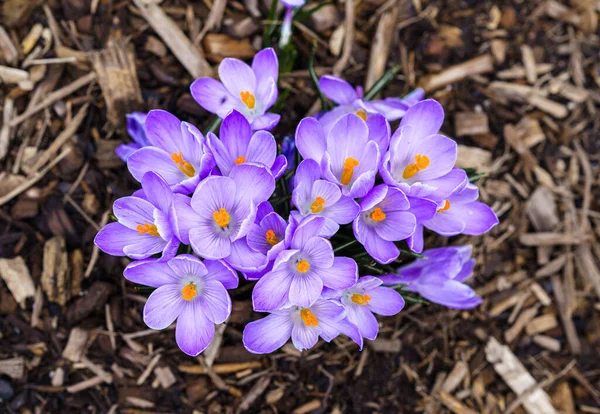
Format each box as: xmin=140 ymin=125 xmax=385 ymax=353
xmin=213 ymin=208 xmax=230 ymax=228
xmin=402 ymin=154 xmax=430 ymax=179
xmin=300 ymin=309 xmax=319 ymax=327
xmin=310 ymin=196 xmax=326 ymax=214
xmin=235 ymin=155 xmax=246 ymax=165
xmin=341 ymin=157 xmax=360 ymax=185
xmin=240 ymin=91 xmax=256 ymax=109
xmin=296 ymin=260 xmax=310 ymax=273
xmin=369 ymin=207 xmax=386 ymax=222
xmin=351 ymin=293 xmax=371 ymax=305
xmin=355 ymin=109 xmax=368 ymax=121
xmin=171 ymin=152 xmax=196 ymax=177
xmin=265 ymin=229 xmax=279 ymax=246
xmin=181 ymin=283 xmax=197 ymax=301
xmin=437 ymin=199 xmax=451 ymax=213
xmin=136 ymin=223 xmax=160 ymax=237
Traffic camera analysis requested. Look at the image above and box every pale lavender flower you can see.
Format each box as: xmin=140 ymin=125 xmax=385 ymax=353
xmin=116 ymin=112 xmax=150 ymax=161
xmin=279 ymin=0 xmax=306 ymax=48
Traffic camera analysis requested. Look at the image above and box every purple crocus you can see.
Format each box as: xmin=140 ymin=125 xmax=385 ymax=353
xmin=380 ymin=246 xmax=483 ymax=310
xmin=123 ymin=255 xmax=238 ymax=356
xmin=243 ymin=298 xmax=359 ymax=353
xmin=317 ymin=74 xmax=424 ymax=136
xmin=279 ymin=0 xmax=306 ymax=48
xmin=191 ymin=48 xmax=280 ymax=131
xmin=296 ymin=113 xmax=381 ymax=198
xmin=116 ymin=112 xmax=150 ymax=161
xmin=173 ymin=164 xmax=275 ymax=267
xmin=95 ymin=172 xmax=180 ymax=260
xmin=127 ymin=110 xmax=214 ymax=195
xmin=380 ymin=100 xmax=466 ymax=199
xmin=252 ymin=216 xmax=358 ymax=311
xmin=324 ymin=276 xmax=405 ymax=340
xmin=291 ymin=159 xmax=360 ymax=235
xmin=353 ymin=184 xmax=435 ymax=264
xmin=207 ymin=110 xmax=287 ymax=178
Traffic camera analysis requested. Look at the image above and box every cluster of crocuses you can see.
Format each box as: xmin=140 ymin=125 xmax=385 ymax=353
xmin=95 ymin=47 xmax=498 ymax=357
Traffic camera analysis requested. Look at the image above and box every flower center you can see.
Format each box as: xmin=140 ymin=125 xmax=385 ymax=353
xmin=355 ymin=109 xmax=368 ymax=121
xmin=437 ymin=199 xmax=451 ymax=213
xmin=351 ymin=293 xmax=371 ymax=305
xmin=235 ymin=155 xmax=246 ymax=165
xmin=213 ymin=208 xmax=230 ymax=228
xmin=341 ymin=157 xmax=360 ymax=185
xmin=369 ymin=207 xmax=386 ymax=222
xmin=265 ymin=229 xmax=279 ymax=246
xmin=310 ymin=196 xmax=325 ymax=214
xmin=402 ymin=154 xmax=430 ymax=179
xmin=136 ymin=223 xmax=160 ymax=237
xmin=240 ymin=91 xmax=256 ymax=109
xmin=296 ymin=260 xmax=310 ymax=273
xmin=171 ymin=152 xmax=196 ymax=177
xmin=300 ymin=309 xmax=318 ymax=327
xmin=181 ymin=283 xmax=197 ymax=301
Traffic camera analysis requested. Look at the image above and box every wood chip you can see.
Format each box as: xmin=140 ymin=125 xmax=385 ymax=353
xmin=525 ymin=314 xmax=558 ymax=335
xmin=132 ymin=0 xmax=212 ymax=78
xmin=0 ymin=256 xmax=35 ymax=309
xmin=0 ymin=357 xmax=25 ymax=380
xmin=137 ymin=354 xmax=161 ymax=385
xmin=505 ymin=306 xmax=539 ymax=343
xmin=364 ymin=5 xmax=398 ymax=91
xmin=442 ymin=361 xmax=468 ymax=393
xmin=236 ymin=376 xmax=271 ymax=413
xmin=439 ymin=391 xmax=478 ymax=414
xmin=62 ymin=327 xmax=89 ymax=362
xmin=488 ymin=81 xmax=568 ymax=119
xmin=203 ymin=33 xmax=255 ymax=62
xmin=154 ymin=366 xmax=176 ymax=389
xmin=179 ymin=361 xmax=262 ymax=375
xmin=455 ymin=145 xmax=492 ymax=171
xmin=455 ymin=112 xmax=489 ymax=136
xmin=520 ymin=232 xmax=587 ymax=247
xmin=66 ymin=375 xmax=104 ymax=393
xmin=292 ymin=399 xmax=321 ymax=414
xmin=533 ymin=335 xmax=561 ymax=352
xmin=368 ymin=338 xmax=402 ymax=353
xmin=420 ymin=54 xmax=494 ymax=92
xmin=0 ymin=25 xmax=18 ymax=65
xmin=41 ymin=236 xmax=70 ymax=306
xmin=485 ymin=337 xmax=558 ymax=414
xmin=81 ymin=356 xmax=113 ymax=384
xmin=521 ymin=45 xmax=537 ymax=84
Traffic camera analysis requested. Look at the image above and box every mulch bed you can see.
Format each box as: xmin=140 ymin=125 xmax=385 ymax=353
xmin=1 ymin=0 xmax=599 ymax=413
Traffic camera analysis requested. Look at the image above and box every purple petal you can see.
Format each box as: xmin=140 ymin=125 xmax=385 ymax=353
xmin=452 ymin=202 xmax=499 ymax=236
xmin=126 ymin=112 xmax=149 ymax=146
xmin=143 ymin=285 xmax=185 ymax=330
xmin=360 ymin=184 xmax=388 ymax=211
xmin=374 ymin=210 xmax=416 ymax=241
xmin=424 ymin=209 xmax=466 ymax=236
xmin=425 ymin=168 xmax=469 ymax=201
xmin=113 ymin=196 xmax=155 ymax=229
xmin=246 ymin=131 xmax=276 ymax=168
xmin=207 ymin=131 xmax=235 ymax=175
xmin=455 ymin=259 xmax=475 ymax=283
xmin=144 ymin=110 xmax=182 ymax=153
xmin=291 ymin=320 xmax=319 ymax=351
xmin=326 ymin=114 xmax=369 ymax=180
xmin=408 ymin=134 xmax=457 ymax=182
xmin=204 ymin=259 xmax=239 ymax=289
xmin=250 ymin=112 xmax=280 ymax=131
xmin=167 ymin=254 xmax=207 ymax=278
xmin=294 ymin=158 xmax=320 ymax=189
xmin=321 ymin=195 xmax=360 ymax=224
xmin=122 ymin=236 xmax=167 ymax=260
xmin=318 ymin=75 xmax=358 ymax=105
xmin=295 ymin=117 xmax=326 ymax=162
xmin=172 ymin=194 xmax=202 ymax=245
xmin=406 ymin=223 xmax=424 ymax=253
xmin=252 ymin=266 xmax=294 ymax=311
xmin=190 ymin=176 xmax=236 ymax=218
xmin=225 ymin=238 xmax=269 ymax=272
xmin=366 ymin=114 xmax=390 ymax=153
xmin=220 ymin=110 xmax=252 ymax=159
xmin=124 ymin=259 xmax=180 ymax=287
xmin=407 ymin=197 xmax=438 ymax=222
xmin=417 ymin=277 xmax=482 ymax=310
xmin=189 ymin=226 xmax=231 ymax=260
xmin=176 ymin=301 xmax=215 ymax=356
xmin=290 ymin=216 xmax=326 ymax=249
xmin=271 ymin=154 xmax=288 ymax=179
xmin=141 ymin=172 xmax=173 ymax=214
xmin=243 ymin=312 xmax=293 ymax=354
xmin=366 ymin=287 xmax=405 ymax=316
xmin=345 ymin=305 xmax=379 ymax=340
xmin=319 ymin=257 xmax=357 ymax=290
xmin=127 ymin=147 xmax=186 ymax=186
xmin=289 ymin=272 xmax=323 ymax=307
xmin=303 ymin=237 xmax=334 ymax=268
xmin=399 ymin=99 xmax=444 ymax=139
xmin=94 ymin=222 xmax=141 ymax=256
xmin=252 ymin=48 xmax=279 ymax=104
xmin=230 ymin=164 xmax=276 ymax=207
xmin=353 ymin=218 xmax=399 ymax=264
xmin=218 ymin=58 xmax=256 ymax=96
xmin=190 ymin=77 xmax=236 ymax=117
xmin=197 ymin=280 xmax=231 ymax=324
xmin=116 ymin=143 xmax=140 ymax=162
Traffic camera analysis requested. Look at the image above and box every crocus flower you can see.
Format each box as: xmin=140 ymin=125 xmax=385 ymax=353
xmin=95 ymin=172 xmax=180 ymax=260
xmin=380 ymin=100 xmax=465 ymax=199
xmin=353 ymin=184 xmax=433 ymax=264
xmin=291 ymin=159 xmax=360 ymax=235
xmin=281 ymin=135 xmax=297 ymax=170
xmin=207 ymin=110 xmax=287 ymax=178
xmin=173 ymin=164 xmax=275 ymax=266
xmin=116 ymin=112 xmax=150 ymax=161
xmin=296 ymin=113 xmax=381 ymax=198
xmin=279 ymin=0 xmax=306 ymax=48
xmin=380 ymin=246 xmax=483 ymax=310
xmin=243 ymin=298 xmax=356 ymax=353
xmin=324 ymin=276 xmax=405 ymax=340
xmin=123 ymin=255 xmax=238 ymax=356
xmin=252 ymin=216 xmax=358 ymax=311
xmin=191 ymin=48 xmax=280 ymax=130
xmin=409 ymin=183 xmax=499 ymax=252
xmin=317 ymin=74 xmax=424 ymax=136
xmin=127 ymin=110 xmax=214 ymax=195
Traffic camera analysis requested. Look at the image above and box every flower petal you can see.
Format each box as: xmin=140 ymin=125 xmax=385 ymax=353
xmin=250 ymin=112 xmax=280 ymax=131
xmin=252 ymin=266 xmax=293 ymax=311
xmin=252 ymin=48 xmax=278 ymax=104
xmin=225 ymin=238 xmax=269 ymax=272
xmin=94 ymin=222 xmax=140 ymax=256
xmin=345 ymin=304 xmax=379 ymax=340
xmin=295 ymin=117 xmax=326 ymax=162
xmin=230 ymin=164 xmax=276 ymax=207
xmin=289 ymin=272 xmax=323 ymax=307
xmin=113 ymin=196 xmax=156 ymax=229
xmin=189 ymin=226 xmax=231 ymax=260
xmin=197 ymin=280 xmax=231 ymax=324
xmin=143 ymin=285 xmax=185 ymax=330
xmin=318 ymin=75 xmax=358 ymax=105
xmin=303 ymin=236 xmax=334 ymax=269
xmin=452 ymin=202 xmax=499 ymax=236
xmin=246 ymin=131 xmax=276 ymax=168
xmin=172 ymin=194 xmax=203 ymax=245
xmin=124 ymin=259 xmax=180 ymax=287
xmin=243 ymin=312 xmax=293 ymax=354
xmin=399 ymin=99 xmax=444 ymax=139
xmin=176 ymin=301 xmax=215 ymax=356
xmin=167 ymin=254 xmax=207 ymax=278
xmin=374 ymin=210 xmax=416 ymax=241
xmin=366 ymin=287 xmax=405 ymax=316
xmin=319 ymin=257 xmax=357 ymax=290
xmin=190 ymin=77 xmax=236 ymax=117
xmin=219 ymin=58 xmax=257 ymax=96
xmin=141 ymin=172 xmax=173 ymax=213
xmin=127 ymin=147 xmax=186 ymax=186
xmin=291 ymin=319 xmax=319 ymax=351
xmin=204 ymin=259 xmax=239 ymax=289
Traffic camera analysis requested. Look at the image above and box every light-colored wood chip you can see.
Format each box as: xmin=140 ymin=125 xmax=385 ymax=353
xmin=420 ymin=54 xmax=494 ymax=92
xmin=203 ymin=34 xmax=255 ymax=62
xmin=0 ymin=256 xmax=35 ymax=309
xmin=66 ymin=375 xmax=104 ymax=393
xmin=178 ymin=361 xmax=262 ymax=375
xmin=41 ymin=237 xmax=70 ymax=306
xmin=519 ymin=232 xmax=587 ymax=246
xmin=441 ymin=361 xmax=468 ymax=393
xmin=439 ymin=391 xmax=479 ymax=414
xmin=533 ymin=335 xmax=561 ymax=352
xmin=521 ymin=45 xmax=537 ymax=84
xmin=154 ymin=366 xmax=176 ymax=389
xmin=292 ymin=399 xmax=321 ymax=414
xmin=505 ymin=306 xmax=539 ymax=343
xmin=364 ymin=5 xmax=398 ymax=91
xmin=455 ymin=112 xmax=489 ymax=136
xmin=137 ymin=354 xmax=161 ymax=386
xmin=526 ymin=314 xmax=558 ymax=335
xmin=236 ymin=376 xmax=271 ymax=413
xmin=485 ymin=337 xmax=558 ymax=414
xmin=455 ymin=145 xmax=492 ymax=172
xmin=62 ymin=327 xmax=89 ymax=362
xmin=0 ymin=357 xmax=25 ymax=380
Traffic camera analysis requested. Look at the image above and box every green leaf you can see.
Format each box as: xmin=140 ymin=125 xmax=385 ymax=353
xmin=271 ymin=86 xmax=292 ymax=113
xmin=363 ymin=64 xmax=402 ymax=101
xmin=309 ymin=41 xmax=329 ymax=111
xmin=204 ymin=116 xmax=222 ymax=135
xmin=464 ymin=168 xmax=485 ymax=183
xmin=279 ymin=42 xmax=298 ymax=74
xmin=262 ymin=0 xmax=280 ymax=49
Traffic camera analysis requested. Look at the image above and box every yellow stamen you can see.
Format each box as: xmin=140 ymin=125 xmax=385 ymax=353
xmin=235 ymin=155 xmax=246 ymax=165
xmin=181 ymin=283 xmax=197 ymax=301
xmin=437 ymin=199 xmax=451 ymax=213
xmin=171 ymin=152 xmax=196 ymax=177
xmin=136 ymin=223 xmax=160 ymax=237
xmin=341 ymin=157 xmax=360 ymax=185
xmin=369 ymin=207 xmax=386 ymax=222
xmin=300 ymin=309 xmax=319 ymax=327
xmin=355 ymin=109 xmax=368 ymax=121
xmin=296 ymin=260 xmax=310 ymax=273
xmin=351 ymin=293 xmax=371 ymax=305
xmin=240 ymin=91 xmax=256 ymax=109
xmin=265 ymin=229 xmax=279 ymax=246
xmin=213 ymin=208 xmax=230 ymax=228
xmin=402 ymin=154 xmax=430 ymax=179
xmin=310 ymin=196 xmax=325 ymax=214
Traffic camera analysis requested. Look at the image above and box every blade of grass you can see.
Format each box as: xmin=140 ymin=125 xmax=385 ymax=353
xmin=262 ymin=0 xmax=279 ymax=48
xmin=204 ymin=116 xmax=222 ymax=135
xmin=363 ymin=64 xmax=402 ymax=101
xmin=309 ymin=41 xmax=329 ymax=111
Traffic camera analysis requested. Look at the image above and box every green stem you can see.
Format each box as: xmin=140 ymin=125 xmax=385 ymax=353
xmin=363 ymin=64 xmax=402 ymax=101
xmin=262 ymin=0 xmax=279 ymax=49
xmin=333 ymin=239 xmax=358 ymax=253
xmin=204 ymin=116 xmax=222 ymax=135
xmin=308 ymin=41 xmax=329 ymax=111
